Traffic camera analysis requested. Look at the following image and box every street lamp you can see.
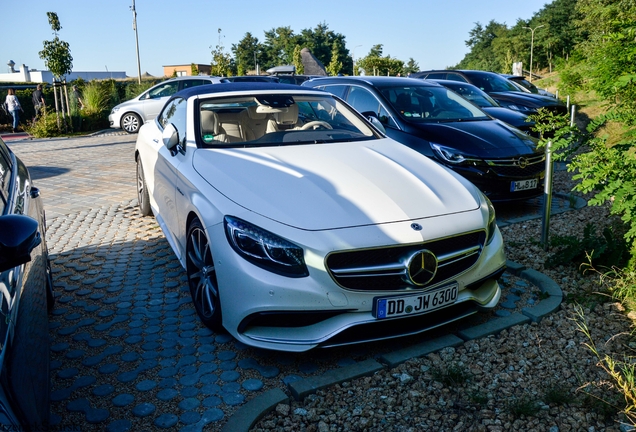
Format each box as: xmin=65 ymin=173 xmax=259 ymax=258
xmin=522 ymin=24 xmax=545 ymax=82
xmin=352 ymin=45 xmax=362 ymax=76
xmin=131 ymin=0 xmax=142 ymax=84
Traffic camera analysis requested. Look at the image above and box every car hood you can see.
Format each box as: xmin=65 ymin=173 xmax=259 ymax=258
xmin=490 ymin=91 xmax=564 ymax=108
xmin=192 ymin=139 xmax=481 ymax=231
xmin=406 ymin=119 xmax=538 ymax=156
xmin=481 ymin=107 xmax=534 ymax=129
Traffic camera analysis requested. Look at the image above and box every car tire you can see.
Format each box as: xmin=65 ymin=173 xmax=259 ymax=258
xmin=121 ymin=112 xmax=142 ymax=134
xmin=46 ymin=256 xmax=55 ymax=312
xmin=186 ymin=218 xmax=223 ymax=332
xmin=136 ymin=158 xmax=152 ymax=217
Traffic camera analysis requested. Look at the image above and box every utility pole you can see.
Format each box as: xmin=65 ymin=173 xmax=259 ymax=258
xmin=132 ymin=0 xmax=142 ymax=84
xmin=523 ymin=24 xmax=545 ymax=82
xmin=352 ymin=45 xmax=362 ymax=76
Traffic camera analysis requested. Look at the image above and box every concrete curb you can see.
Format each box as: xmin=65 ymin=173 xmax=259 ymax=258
xmin=225 ymin=261 xmax=563 ymax=432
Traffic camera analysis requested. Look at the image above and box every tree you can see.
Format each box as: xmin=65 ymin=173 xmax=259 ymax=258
xmin=232 ymin=32 xmax=262 ymax=75
xmin=456 ymin=20 xmax=510 ymax=71
xmin=211 ymin=28 xmax=233 ymax=76
xmin=38 ymin=12 xmax=73 ymax=129
xmin=298 ymin=23 xmax=352 ymax=73
xmin=191 ymin=63 xmax=199 ymax=76
xmin=293 ymin=45 xmax=304 ymax=74
xmin=262 ymin=26 xmax=300 ymax=69
xmin=326 ymin=40 xmax=344 ymax=76
xmin=39 ymin=12 xmax=73 ymax=80
xmin=403 ymin=58 xmax=420 ymax=75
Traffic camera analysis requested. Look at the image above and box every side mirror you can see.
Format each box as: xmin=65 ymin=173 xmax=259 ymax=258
xmin=0 ymin=215 xmax=41 ymax=272
xmin=162 ymin=123 xmax=180 ymax=150
xmin=361 ymin=111 xmax=386 ymax=135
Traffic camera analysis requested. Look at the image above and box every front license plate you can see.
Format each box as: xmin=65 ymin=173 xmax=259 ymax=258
xmin=511 ymin=178 xmax=538 ymax=192
xmin=374 ymin=283 xmax=458 ymax=319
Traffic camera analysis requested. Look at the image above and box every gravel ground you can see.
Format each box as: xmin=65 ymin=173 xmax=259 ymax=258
xmin=251 ymin=168 xmax=636 ymax=431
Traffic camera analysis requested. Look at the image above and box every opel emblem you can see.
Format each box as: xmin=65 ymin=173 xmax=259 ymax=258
xmin=406 ymin=250 xmax=438 ymax=286
xmin=517 ymin=157 xmax=528 ymax=169
xmin=411 ymin=223 xmax=423 ymax=231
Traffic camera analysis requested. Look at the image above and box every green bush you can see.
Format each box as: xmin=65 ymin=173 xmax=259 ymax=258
xmin=546 ymin=222 xmax=629 ymax=270
xmin=26 ymin=111 xmax=65 ymax=138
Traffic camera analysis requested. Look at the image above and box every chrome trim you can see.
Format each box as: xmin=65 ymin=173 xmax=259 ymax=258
xmin=330 ymin=245 xmax=481 ymax=278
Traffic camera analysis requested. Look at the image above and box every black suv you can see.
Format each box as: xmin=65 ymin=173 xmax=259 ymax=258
xmin=411 ymin=70 xmax=566 ymax=115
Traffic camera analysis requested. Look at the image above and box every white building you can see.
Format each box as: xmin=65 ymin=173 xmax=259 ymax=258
xmin=0 ymin=61 xmax=127 ymax=83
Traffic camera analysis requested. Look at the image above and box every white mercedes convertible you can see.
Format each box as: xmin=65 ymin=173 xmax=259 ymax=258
xmin=134 ymin=82 xmax=506 ymax=352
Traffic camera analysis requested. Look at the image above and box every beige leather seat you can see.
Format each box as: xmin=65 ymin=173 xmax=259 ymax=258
xmin=200 ymin=110 xmax=228 ymax=143
xmin=265 ymin=104 xmax=299 ymax=133
xmin=244 ymin=106 xmax=268 ymax=140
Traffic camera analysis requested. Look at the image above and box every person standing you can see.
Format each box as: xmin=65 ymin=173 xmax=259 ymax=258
xmin=32 ymin=84 xmax=45 ymax=120
xmin=72 ymin=85 xmax=84 ymax=110
xmin=5 ymin=88 xmax=22 ymax=133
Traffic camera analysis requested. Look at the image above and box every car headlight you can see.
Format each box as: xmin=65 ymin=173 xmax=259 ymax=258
xmin=500 ymin=103 xmax=534 ymax=113
xmin=430 ymin=143 xmax=480 ymax=165
xmin=483 ymin=195 xmax=497 ymax=245
xmin=224 ymin=216 xmax=308 ymax=277
xmin=110 ymin=106 xmax=120 ymax=114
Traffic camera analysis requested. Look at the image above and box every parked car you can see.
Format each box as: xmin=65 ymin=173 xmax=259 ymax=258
xmin=265 ymin=65 xmax=324 ymax=85
xmin=502 ymin=74 xmax=556 ymax=98
xmin=109 ymin=76 xmax=224 ymax=133
xmin=220 ymin=76 xmax=280 ymax=83
xmin=0 ymin=136 xmax=54 ymax=427
xmin=411 ymin=70 xmax=566 ymax=115
xmin=135 ymin=82 xmax=506 ymax=351
xmin=429 ymin=79 xmax=537 ymax=137
xmin=303 ymin=76 xmax=545 ymax=202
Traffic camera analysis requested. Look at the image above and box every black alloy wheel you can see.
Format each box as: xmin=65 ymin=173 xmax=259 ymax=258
xmin=186 ymin=218 xmax=223 ymax=331
xmin=136 ymin=158 xmax=152 ymax=217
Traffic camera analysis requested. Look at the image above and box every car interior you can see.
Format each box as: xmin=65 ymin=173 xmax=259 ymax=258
xmin=198 ymin=96 xmax=371 ymax=146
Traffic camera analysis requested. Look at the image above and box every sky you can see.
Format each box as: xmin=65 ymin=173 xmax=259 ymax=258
xmin=4 ymin=0 xmax=549 ymax=78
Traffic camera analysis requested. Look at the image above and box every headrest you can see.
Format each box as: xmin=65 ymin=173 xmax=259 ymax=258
xmin=273 ymin=103 xmax=298 ymax=125
xmin=200 ymin=110 xmax=220 ymax=135
xmin=247 ymin=105 xmax=267 ymax=120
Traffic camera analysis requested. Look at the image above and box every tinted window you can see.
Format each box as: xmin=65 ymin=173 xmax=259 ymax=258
xmin=148 ymin=82 xmax=179 ymax=99
xmin=346 ymin=87 xmax=395 ymax=128
xmin=446 ymin=73 xmax=468 ymax=83
xmin=0 ymin=140 xmax=11 ymax=214
xmin=426 ymin=73 xmax=447 ymax=80
xmin=464 ymin=73 xmax=519 ymax=92
xmin=320 ymin=84 xmax=348 ymax=99
xmin=158 ymin=98 xmax=188 ymax=144
xmin=181 ymin=79 xmax=209 ymax=90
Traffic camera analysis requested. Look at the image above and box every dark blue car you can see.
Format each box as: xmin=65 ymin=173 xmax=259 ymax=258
xmin=302 ymin=76 xmax=545 ymax=202
xmin=0 ymin=136 xmax=54 ymax=428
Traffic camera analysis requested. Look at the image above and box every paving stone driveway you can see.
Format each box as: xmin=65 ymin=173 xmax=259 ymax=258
xmin=7 ymin=133 xmax=558 ymax=431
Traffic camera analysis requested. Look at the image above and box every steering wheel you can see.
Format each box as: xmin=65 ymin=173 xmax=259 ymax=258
xmin=300 ymin=121 xmax=333 ymax=130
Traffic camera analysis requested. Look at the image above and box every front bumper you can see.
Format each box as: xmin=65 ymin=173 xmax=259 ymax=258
xmin=209 ymin=211 xmax=507 ymax=352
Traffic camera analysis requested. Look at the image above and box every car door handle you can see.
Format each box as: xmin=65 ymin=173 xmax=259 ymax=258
xmin=153 ymin=139 xmax=159 ymax=143
xmin=177 ymin=187 xmax=184 ymax=196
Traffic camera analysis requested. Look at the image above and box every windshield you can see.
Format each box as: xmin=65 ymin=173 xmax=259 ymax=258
xmin=377 ymin=84 xmax=489 ymax=121
xmin=441 ymin=83 xmax=499 ymax=108
xmin=198 ymin=93 xmax=379 ymax=147
xmin=464 ymin=73 xmax=522 ymax=93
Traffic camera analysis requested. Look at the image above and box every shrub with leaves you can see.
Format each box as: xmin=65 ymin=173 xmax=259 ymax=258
xmin=26 ymin=111 xmax=65 ymax=138
xmin=546 ymin=222 xmax=629 ymax=270
xmin=568 ymin=112 xmax=636 ymax=268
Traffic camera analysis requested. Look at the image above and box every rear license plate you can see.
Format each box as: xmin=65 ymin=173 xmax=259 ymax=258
xmin=374 ymin=283 xmax=458 ymax=320
xmin=511 ymin=178 xmax=538 ymax=192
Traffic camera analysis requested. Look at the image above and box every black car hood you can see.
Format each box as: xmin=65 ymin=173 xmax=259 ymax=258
xmin=481 ymin=107 xmax=534 ymax=129
xmin=405 ymin=118 xmax=539 ymax=157
xmin=490 ymin=91 xmax=564 ymax=109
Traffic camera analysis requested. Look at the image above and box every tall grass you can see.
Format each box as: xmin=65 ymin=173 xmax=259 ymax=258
xmin=81 ymin=81 xmax=110 ymax=116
